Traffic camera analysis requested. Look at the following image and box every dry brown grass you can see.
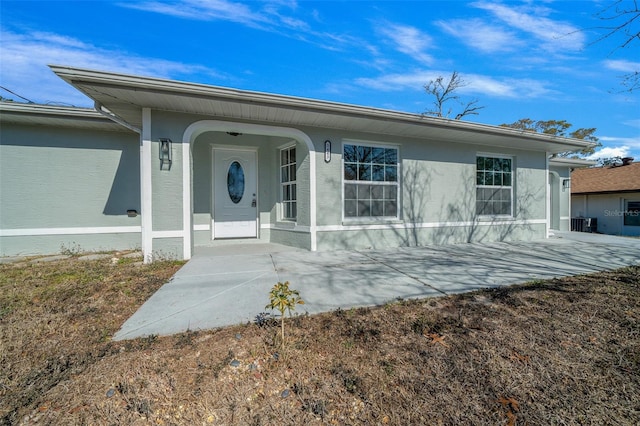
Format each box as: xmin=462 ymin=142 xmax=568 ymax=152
xmin=1 ymin=254 xmax=638 ymax=425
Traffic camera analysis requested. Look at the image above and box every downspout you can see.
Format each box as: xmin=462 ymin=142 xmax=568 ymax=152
xmin=94 ymin=102 xmax=141 ymax=134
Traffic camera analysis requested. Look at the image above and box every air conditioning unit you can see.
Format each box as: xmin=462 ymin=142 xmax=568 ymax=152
xmin=571 ymin=217 xmax=597 ymax=233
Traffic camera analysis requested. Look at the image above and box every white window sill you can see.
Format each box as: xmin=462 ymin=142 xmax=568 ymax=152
xmin=476 ymin=215 xmax=515 ymax=222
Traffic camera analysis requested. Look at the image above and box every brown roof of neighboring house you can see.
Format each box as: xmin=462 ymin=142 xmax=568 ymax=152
xmin=571 ymin=161 xmax=640 ymax=194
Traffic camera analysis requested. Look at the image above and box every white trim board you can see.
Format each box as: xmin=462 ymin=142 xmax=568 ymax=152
xmin=0 ymin=226 xmax=142 ymax=237
xmin=317 ymin=219 xmax=546 ymax=232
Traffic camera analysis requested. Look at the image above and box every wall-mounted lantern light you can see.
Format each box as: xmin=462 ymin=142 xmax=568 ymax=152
xmin=562 ymin=178 xmax=571 ymax=190
xmin=324 ymin=140 xmax=331 ymax=163
xmin=127 ymin=209 xmax=139 ymax=217
xmin=159 ymin=138 xmax=172 ymax=170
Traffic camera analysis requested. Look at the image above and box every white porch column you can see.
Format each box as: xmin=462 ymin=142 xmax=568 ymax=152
xmin=182 ymin=140 xmax=192 ymax=260
xmin=141 ymin=108 xmax=153 ymax=262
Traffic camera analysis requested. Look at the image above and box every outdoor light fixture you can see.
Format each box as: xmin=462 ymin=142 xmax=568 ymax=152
xmin=159 ymin=138 xmax=172 ymax=170
xmin=324 ymin=140 xmax=331 ymax=163
xmin=562 ymin=178 xmax=571 ymax=190
xmin=127 ymin=209 xmax=138 ymax=217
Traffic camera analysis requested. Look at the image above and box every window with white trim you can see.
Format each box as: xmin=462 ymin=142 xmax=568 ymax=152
xmin=476 ymin=155 xmax=513 ymax=216
xmin=624 ymin=201 xmax=640 ymax=226
xmin=343 ymin=143 xmax=399 ymax=219
xmin=280 ymin=146 xmax=296 ymax=220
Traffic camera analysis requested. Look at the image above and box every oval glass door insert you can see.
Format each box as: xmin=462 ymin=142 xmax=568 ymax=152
xmin=227 ymin=161 xmax=245 ymax=204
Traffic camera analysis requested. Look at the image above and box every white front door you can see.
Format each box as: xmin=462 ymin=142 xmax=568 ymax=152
xmin=213 ymin=148 xmax=257 ymax=239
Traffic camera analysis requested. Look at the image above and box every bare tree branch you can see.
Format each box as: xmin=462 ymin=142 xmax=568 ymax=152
xmin=423 ymin=71 xmax=485 ymax=120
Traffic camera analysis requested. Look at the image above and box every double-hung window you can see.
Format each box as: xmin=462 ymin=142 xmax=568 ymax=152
xmin=280 ymin=146 xmax=296 ymax=221
xmin=343 ymin=143 xmax=399 ymax=219
xmin=476 ymin=155 xmax=513 ymax=217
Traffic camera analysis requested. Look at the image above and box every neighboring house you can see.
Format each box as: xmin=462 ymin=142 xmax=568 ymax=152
xmin=571 ymin=159 xmax=640 ymax=237
xmin=0 ymin=65 xmax=595 ymax=261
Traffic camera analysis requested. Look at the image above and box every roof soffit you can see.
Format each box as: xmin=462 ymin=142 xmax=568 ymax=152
xmin=52 ymin=65 xmax=595 ymax=153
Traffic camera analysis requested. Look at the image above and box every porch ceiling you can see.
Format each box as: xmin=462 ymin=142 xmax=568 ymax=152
xmin=50 ymin=65 xmax=594 ymax=154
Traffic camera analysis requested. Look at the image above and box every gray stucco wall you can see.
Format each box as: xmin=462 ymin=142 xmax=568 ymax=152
xmin=148 ymin=111 xmax=549 ymax=255
xmin=0 ymin=123 xmax=141 ymax=256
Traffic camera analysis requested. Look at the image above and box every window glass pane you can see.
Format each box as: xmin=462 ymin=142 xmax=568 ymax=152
xmin=503 ymin=158 xmax=511 ymax=172
xmin=385 ymin=149 xmax=398 ymax=165
xmin=372 ymin=164 xmax=384 ymax=181
xmin=359 ymin=164 xmax=371 ymax=181
xmin=291 ymin=203 xmax=297 ymax=219
xmin=344 ymin=145 xmax=357 ymax=162
xmin=281 ymin=149 xmax=288 ymax=165
xmin=372 ymin=147 xmax=385 ymax=164
xmin=358 ymin=184 xmax=372 ymax=199
xmin=358 ymin=200 xmax=371 ymax=216
xmin=371 ymin=185 xmax=384 ymax=200
xmin=281 ymin=167 xmax=289 ymax=183
xmin=345 ymin=184 xmax=357 ymax=199
xmin=503 ymin=172 xmax=511 ymax=186
xmin=385 ymin=165 xmax=398 ymax=182
xmin=344 ymin=163 xmax=357 ymax=180
xmin=345 ymin=200 xmax=357 ymax=217
xmin=372 ymin=201 xmax=384 ymax=216
xmin=385 ymin=201 xmax=397 ymax=217
xmin=477 ymin=156 xmax=485 ymax=170
xmin=385 ymin=185 xmax=397 ymax=200
xmin=357 ymin=146 xmax=372 ymax=163
xmin=291 ymin=184 xmax=296 ymax=200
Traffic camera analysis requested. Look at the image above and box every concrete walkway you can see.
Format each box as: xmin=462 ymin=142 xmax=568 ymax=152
xmin=113 ymin=232 xmax=640 ymax=340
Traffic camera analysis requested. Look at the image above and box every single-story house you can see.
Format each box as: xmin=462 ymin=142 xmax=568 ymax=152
xmin=571 ymin=158 xmax=640 ymax=236
xmin=0 ymin=65 xmax=596 ymax=262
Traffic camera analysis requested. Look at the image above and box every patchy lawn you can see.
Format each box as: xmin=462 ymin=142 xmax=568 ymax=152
xmin=1 ymin=254 xmax=638 ymax=425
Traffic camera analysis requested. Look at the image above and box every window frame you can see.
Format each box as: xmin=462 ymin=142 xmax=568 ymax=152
xmin=624 ymin=200 xmax=640 ymax=227
xmin=279 ymin=144 xmax=297 ymax=221
xmin=342 ymin=140 xmax=401 ymax=222
xmin=475 ymin=154 xmax=514 ymax=218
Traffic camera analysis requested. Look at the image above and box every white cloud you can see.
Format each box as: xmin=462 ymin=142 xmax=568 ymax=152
xmin=587 ymin=135 xmax=640 ymax=160
xmin=472 ymin=1 xmax=585 ymax=52
xmin=604 ymin=59 xmax=640 ymax=73
xmin=354 ymin=70 xmax=555 ymax=99
xmin=377 ymin=23 xmax=434 ymax=64
xmin=121 ymin=0 xmax=270 ymax=27
xmin=586 ymin=146 xmax=630 ymax=160
xmin=436 ymin=18 xmax=522 ymax=53
xmin=0 ymin=28 xmax=224 ymax=106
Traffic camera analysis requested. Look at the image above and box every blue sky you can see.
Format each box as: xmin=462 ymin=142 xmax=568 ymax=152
xmin=1 ymin=0 xmax=639 ymax=160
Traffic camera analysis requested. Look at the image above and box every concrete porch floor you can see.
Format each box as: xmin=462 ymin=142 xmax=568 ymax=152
xmin=113 ymin=231 xmax=640 ymax=340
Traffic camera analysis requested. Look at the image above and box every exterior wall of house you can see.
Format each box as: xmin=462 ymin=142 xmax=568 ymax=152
xmin=145 ymin=110 xmax=549 ymax=257
xmin=308 ymin=129 xmax=548 ymax=250
xmin=572 ymin=192 xmax=640 ymax=236
xmin=1 ymin=108 xmax=553 ymax=259
xmin=0 ymin=123 xmax=141 ymax=256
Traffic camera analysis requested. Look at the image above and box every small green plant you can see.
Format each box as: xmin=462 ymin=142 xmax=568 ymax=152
xmin=265 ymin=281 xmax=304 ymax=349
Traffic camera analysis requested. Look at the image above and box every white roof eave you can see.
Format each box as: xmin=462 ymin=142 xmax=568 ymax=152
xmin=49 ymin=65 xmax=596 ymax=154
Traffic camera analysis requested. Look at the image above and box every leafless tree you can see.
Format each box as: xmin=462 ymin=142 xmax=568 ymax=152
xmin=592 ymin=0 xmax=640 ymax=92
xmin=423 ymin=71 xmax=484 ymax=120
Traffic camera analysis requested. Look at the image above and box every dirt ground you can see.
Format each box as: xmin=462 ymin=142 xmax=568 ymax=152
xmin=1 ymin=253 xmax=638 ymax=425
